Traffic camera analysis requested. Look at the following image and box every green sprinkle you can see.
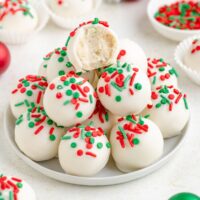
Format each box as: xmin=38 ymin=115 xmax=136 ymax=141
xmin=28 ymin=121 xmax=35 ymax=128
xmin=15 ymin=102 xmax=24 ymax=107
xmin=89 ymin=95 xmax=93 ymax=104
xmin=70 ymin=78 xmax=76 ymax=83
xmin=24 ymin=99 xmax=30 ymax=107
xmin=118 ymin=69 xmax=123 ymax=74
xmin=97 ymin=142 xmax=103 ymax=149
xmin=76 ymin=111 xmax=83 ymax=118
xmin=17 ymin=182 xmax=23 ymax=188
xmin=58 ymin=70 xmax=65 ymax=76
xmin=105 ymin=113 xmax=109 ymax=121
xmin=90 ymin=137 xmax=95 ymax=144
xmin=71 ymin=142 xmax=77 ymax=148
xmin=134 ymin=83 xmax=142 ymax=90
xmin=144 ymin=114 xmax=150 ymax=118
xmin=73 ymin=92 xmax=80 ymax=99
xmin=62 ymin=135 xmax=71 ymax=140
xmin=81 ymin=129 xmax=85 ymax=139
xmin=85 ymin=131 xmax=92 ymax=137
xmin=57 ymin=85 xmax=63 ymax=90
xmin=33 ymin=84 xmax=45 ymax=91
xmin=61 ymin=50 xmax=67 ymax=56
xmin=126 ymin=115 xmax=136 ymax=124
xmin=66 ymin=62 xmax=72 ymax=68
xmin=139 ymin=116 xmax=144 ymax=125
xmin=63 ymin=100 xmax=70 ymax=105
xmin=58 ymin=57 xmax=64 ymax=62
xmin=47 ymin=119 xmax=53 ymax=125
xmin=115 ymin=95 xmax=122 ymax=102
xmin=133 ymin=138 xmax=140 ymax=145
xmin=66 ymin=89 xmax=73 ymax=96
xmin=124 ymin=75 xmax=131 ymax=87
xmin=106 ymin=142 xmax=111 ymax=149
xmin=9 ymin=191 xmax=13 ymax=200
xmin=156 ymin=103 xmax=162 ymax=108
xmin=64 ymin=81 xmax=70 ymax=86
xmin=111 ymin=81 xmax=123 ymax=92
xmin=92 ymin=18 xmax=99 ymax=24
xmin=122 ymin=63 xmax=127 ymax=68
xmin=159 ymin=67 xmax=165 ymax=72
xmin=65 ymin=36 xmax=70 ymax=46
xmin=183 ymin=97 xmax=189 ymax=110
xmin=152 ymin=76 xmax=156 ymax=85
xmin=118 ymin=125 xmax=127 ymax=139
xmin=50 ymin=135 xmax=56 ymax=141
xmin=16 ymin=118 xmax=23 ymax=125
xmin=23 ymin=82 xmax=30 ymax=87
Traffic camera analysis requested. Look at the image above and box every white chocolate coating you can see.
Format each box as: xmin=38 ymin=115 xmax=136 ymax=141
xmin=10 ymin=75 xmax=48 ymax=119
xmin=82 ymin=100 xmax=117 ymax=134
xmin=38 ymin=51 xmax=54 ymax=77
xmin=110 ymin=116 xmax=164 ymax=172
xmin=118 ymin=39 xmax=147 ymax=72
xmin=97 ymin=63 xmax=151 ymax=116
xmin=45 ymin=47 xmax=95 ymax=83
xmin=58 ymin=125 xmax=111 ymax=176
xmin=15 ymin=107 xmax=65 ymax=161
xmin=147 ymin=58 xmax=178 ymax=89
xmin=0 ymin=176 xmax=36 ymax=200
xmin=142 ymin=85 xmax=190 ymax=138
xmin=66 ymin=19 xmax=119 ymax=72
xmin=43 ymin=72 xmax=97 ymax=127
xmin=49 ymin=0 xmax=94 ymax=18
xmin=0 ymin=0 xmax=38 ymax=33
xmin=184 ymin=39 xmax=200 ymax=73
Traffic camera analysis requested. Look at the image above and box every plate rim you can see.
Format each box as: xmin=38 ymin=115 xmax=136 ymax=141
xmin=3 ymin=104 xmax=188 ymax=186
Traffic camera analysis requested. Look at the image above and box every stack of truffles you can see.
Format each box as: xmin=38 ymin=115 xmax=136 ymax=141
xmin=10 ymin=18 xmax=190 ymax=176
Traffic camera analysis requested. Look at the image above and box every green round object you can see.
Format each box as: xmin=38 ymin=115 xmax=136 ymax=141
xmin=169 ymin=193 xmax=200 ymax=200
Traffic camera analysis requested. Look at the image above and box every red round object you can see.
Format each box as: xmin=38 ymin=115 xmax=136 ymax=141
xmin=0 ymin=42 xmax=11 ymax=75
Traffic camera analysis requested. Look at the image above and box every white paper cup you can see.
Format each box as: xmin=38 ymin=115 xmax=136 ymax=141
xmin=43 ymin=0 xmax=102 ymax=29
xmin=174 ymin=34 xmax=200 ymax=85
xmin=0 ymin=1 xmax=49 ymax=45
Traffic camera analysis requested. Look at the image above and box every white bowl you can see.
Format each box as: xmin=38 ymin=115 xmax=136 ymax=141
xmin=43 ymin=0 xmax=102 ymax=30
xmin=175 ymin=34 xmax=200 ymax=85
xmin=4 ymin=105 xmax=189 ymax=186
xmin=147 ymin=0 xmax=200 ymax=42
xmin=0 ymin=1 xmax=49 ymax=45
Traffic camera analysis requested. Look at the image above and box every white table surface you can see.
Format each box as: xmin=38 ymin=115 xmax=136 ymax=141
xmin=1 ymin=1 xmax=200 ymax=199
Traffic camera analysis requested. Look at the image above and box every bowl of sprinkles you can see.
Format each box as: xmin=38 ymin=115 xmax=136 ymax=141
xmin=147 ymin=0 xmax=200 ymax=41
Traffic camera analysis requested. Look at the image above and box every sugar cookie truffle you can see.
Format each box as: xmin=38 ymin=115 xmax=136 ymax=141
xmin=110 ymin=115 xmax=164 ymax=172
xmin=97 ymin=63 xmax=151 ymax=116
xmin=44 ymin=47 xmax=95 ymax=83
xmin=49 ymin=0 xmax=94 ymax=18
xmin=0 ymin=175 xmax=36 ymax=200
xmin=38 ymin=50 xmax=54 ymax=77
xmin=147 ymin=58 xmax=178 ymax=89
xmin=66 ymin=18 xmax=119 ymax=72
xmin=15 ymin=107 xmax=65 ymax=161
xmin=10 ymin=75 xmax=48 ymax=119
xmin=184 ymin=39 xmax=200 ymax=72
xmin=117 ymin=39 xmax=147 ymax=72
xmin=43 ymin=72 xmax=97 ymax=127
xmin=142 ymin=85 xmax=190 ymax=138
xmin=82 ymin=100 xmax=117 ymax=134
xmin=59 ymin=125 xmax=111 ymax=176
xmin=0 ymin=0 xmax=38 ymax=33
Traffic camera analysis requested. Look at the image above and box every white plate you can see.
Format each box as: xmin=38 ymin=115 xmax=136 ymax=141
xmin=147 ymin=0 xmax=200 ymax=42
xmin=4 ymin=105 xmax=188 ymax=186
